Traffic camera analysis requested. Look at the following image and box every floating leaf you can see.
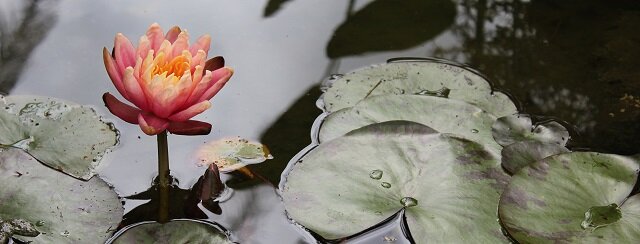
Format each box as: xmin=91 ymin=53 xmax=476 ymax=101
xmin=501 ymin=141 xmax=570 ymax=174
xmin=0 ymin=218 xmax=39 ymax=244
xmin=319 ymin=95 xmax=503 ymax=158
xmin=108 ymin=220 xmax=233 ymax=244
xmin=326 ymin=0 xmax=455 ymax=58
xmin=499 ymin=152 xmax=640 ymax=243
xmin=196 ymin=137 xmax=272 ymax=173
xmin=323 ymin=61 xmax=517 ymax=117
xmin=0 ymin=148 xmax=123 ymax=243
xmin=492 ymin=114 xmax=569 ymax=147
xmin=0 ymin=95 xmax=118 ymax=180
xmin=282 ymin=121 xmax=510 ymax=242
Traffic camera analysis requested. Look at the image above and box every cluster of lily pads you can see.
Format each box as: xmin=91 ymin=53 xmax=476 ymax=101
xmin=279 ymin=59 xmax=640 ymax=243
xmin=0 ymin=96 xmax=247 ymax=243
xmin=0 ymin=95 xmax=122 ymax=243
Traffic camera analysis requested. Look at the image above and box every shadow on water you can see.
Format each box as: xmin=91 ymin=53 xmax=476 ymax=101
xmin=0 ymin=0 xmax=58 ymax=95
xmin=263 ymin=0 xmax=294 ymax=18
xmin=326 ymin=0 xmax=456 ymax=58
xmin=250 ymin=85 xmax=323 ymax=186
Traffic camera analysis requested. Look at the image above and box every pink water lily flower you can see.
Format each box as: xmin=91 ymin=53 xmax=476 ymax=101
xmin=103 ymin=23 xmax=233 ymax=135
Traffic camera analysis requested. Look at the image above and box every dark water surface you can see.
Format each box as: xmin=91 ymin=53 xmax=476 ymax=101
xmin=1 ymin=0 xmax=638 ymax=243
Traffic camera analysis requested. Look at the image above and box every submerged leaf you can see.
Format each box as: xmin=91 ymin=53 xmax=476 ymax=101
xmin=499 ymin=152 xmax=640 ymax=243
xmin=196 ymin=137 xmax=272 ymax=173
xmin=282 ymin=121 xmax=510 ymax=242
xmin=0 ymin=148 xmax=123 ymax=243
xmin=492 ymin=114 xmax=569 ymax=147
xmin=501 ymin=141 xmax=570 ymax=174
xmin=109 ymin=220 xmax=233 ymax=244
xmin=0 ymin=95 xmax=118 ymax=180
xmin=319 ymin=95 xmax=503 ymax=158
xmin=323 ymin=61 xmax=517 ymax=117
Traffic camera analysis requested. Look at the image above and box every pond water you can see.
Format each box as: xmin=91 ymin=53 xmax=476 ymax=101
xmin=1 ymin=0 xmax=638 ymax=243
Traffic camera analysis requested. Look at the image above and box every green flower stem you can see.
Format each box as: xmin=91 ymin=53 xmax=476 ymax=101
xmin=157 ymin=131 xmax=170 ymax=224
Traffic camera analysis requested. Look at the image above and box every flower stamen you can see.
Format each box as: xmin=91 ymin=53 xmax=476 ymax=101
xmin=152 ymin=55 xmax=190 ymax=79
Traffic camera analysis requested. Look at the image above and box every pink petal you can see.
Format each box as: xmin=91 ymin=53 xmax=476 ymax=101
xmin=152 ymin=71 xmax=193 ymax=118
xmin=122 ymin=67 xmax=149 ymax=111
xmin=114 ymin=33 xmax=136 ymax=73
xmin=102 ymin=92 xmax=141 ymax=124
xmin=165 ymin=26 xmax=181 ymax=43
xmin=168 ymin=100 xmax=211 ymax=122
xmin=136 ymin=36 xmax=151 ymax=60
xmin=191 ymin=65 xmax=205 ymax=86
xmin=171 ymin=32 xmax=190 ymax=58
xmin=167 ymin=120 xmax=212 ymax=135
xmin=198 ymin=67 xmax=233 ymax=102
xmin=138 ymin=113 xmax=169 ymax=135
xmin=146 ymin=23 xmax=165 ymax=52
xmin=184 ymin=70 xmax=213 ymax=107
xmin=190 ymin=50 xmax=207 ymax=72
xmin=103 ymin=47 xmax=128 ymax=99
xmin=189 ymin=34 xmax=211 ymax=56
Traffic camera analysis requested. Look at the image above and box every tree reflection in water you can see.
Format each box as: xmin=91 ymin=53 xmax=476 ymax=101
xmin=0 ymin=0 xmax=58 ymax=94
xmin=433 ymin=0 xmax=640 ymax=154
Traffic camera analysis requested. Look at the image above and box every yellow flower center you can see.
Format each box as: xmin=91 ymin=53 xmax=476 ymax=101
xmin=152 ymin=55 xmax=190 ymax=79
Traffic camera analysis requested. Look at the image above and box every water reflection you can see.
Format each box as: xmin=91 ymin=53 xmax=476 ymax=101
xmin=1 ymin=0 xmax=638 ymax=242
xmin=253 ymin=85 xmax=323 ymax=185
xmin=0 ymin=0 xmax=58 ymax=94
xmin=431 ymin=0 xmax=640 ymax=154
xmin=120 ymin=175 xmax=212 ymax=227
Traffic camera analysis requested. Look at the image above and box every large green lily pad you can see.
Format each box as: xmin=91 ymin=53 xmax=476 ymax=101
xmin=109 ymin=220 xmax=233 ymax=244
xmin=499 ymin=152 xmax=640 ymax=243
xmin=318 ymin=95 xmax=503 ymax=157
xmin=492 ymin=114 xmax=569 ymax=147
xmin=0 ymin=148 xmax=123 ymax=243
xmin=322 ymin=61 xmax=517 ymax=117
xmin=282 ymin=121 xmax=510 ymax=242
xmin=0 ymin=95 xmax=118 ymax=180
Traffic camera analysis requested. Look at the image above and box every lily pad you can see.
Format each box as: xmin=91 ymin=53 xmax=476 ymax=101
xmin=281 ymin=121 xmax=510 ymax=242
xmin=322 ymin=61 xmax=517 ymax=117
xmin=0 ymin=95 xmax=118 ymax=180
xmin=0 ymin=218 xmax=39 ymax=244
xmin=501 ymin=141 xmax=570 ymax=174
xmin=318 ymin=95 xmax=503 ymax=157
xmin=0 ymin=148 xmax=123 ymax=243
xmin=108 ymin=220 xmax=233 ymax=244
xmin=499 ymin=152 xmax=640 ymax=243
xmin=196 ymin=137 xmax=272 ymax=173
xmin=492 ymin=114 xmax=569 ymax=147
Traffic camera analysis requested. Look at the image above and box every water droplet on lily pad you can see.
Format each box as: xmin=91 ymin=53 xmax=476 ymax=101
xmin=581 ymin=203 xmax=622 ymax=231
xmin=400 ymin=197 xmax=418 ymax=207
xmin=381 ymin=182 xmax=391 ymax=188
xmin=471 ymin=129 xmax=479 ymax=133
xmin=369 ymin=170 xmax=383 ymax=180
